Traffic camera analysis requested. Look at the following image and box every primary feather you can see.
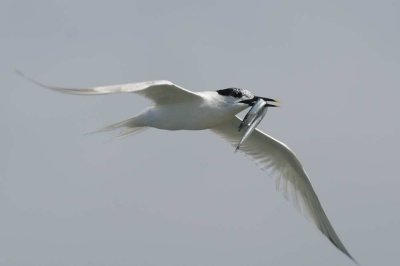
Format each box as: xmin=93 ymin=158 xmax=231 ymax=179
xmin=15 ymin=70 xmax=201 ymax=105
xmin=211 ymin=116 xmax=357 ymax=263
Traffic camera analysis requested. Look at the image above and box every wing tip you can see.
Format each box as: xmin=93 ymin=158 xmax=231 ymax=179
xmin=327 ymin=235 xmax=359 ymax=264
xmin=15 ymin=69 xmax=53 ymax=90
xmin=15 ymin=68 xmax=24 ymax=77
xmin=15 ymin=69 xmax=94 ymax=95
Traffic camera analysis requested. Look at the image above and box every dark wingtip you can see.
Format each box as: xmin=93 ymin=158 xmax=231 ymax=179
xmin=15 ymin=69 xmax=25 ymax=78
xmin=15 ymin=69 xmax=43 ymax=88
xmin=327 ymin=235 xmax=359 ymax=265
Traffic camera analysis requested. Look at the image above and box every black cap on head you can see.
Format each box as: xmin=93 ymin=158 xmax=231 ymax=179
xmin=217 ymin=88 xmax=254 ymax=99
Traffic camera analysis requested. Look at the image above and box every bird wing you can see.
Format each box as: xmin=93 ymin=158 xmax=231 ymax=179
xmin=16 ymin=70 xmax=202 ymax=105
xmin=211 ymin=116 xmax=356 ymax=262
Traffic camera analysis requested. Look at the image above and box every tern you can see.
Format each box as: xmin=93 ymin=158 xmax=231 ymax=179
xmin=17 ymin=71 xmax=356 ymax=263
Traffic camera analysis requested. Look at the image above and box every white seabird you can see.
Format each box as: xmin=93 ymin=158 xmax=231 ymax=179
xmin=17 ymin=71 xmax=357 ymax=263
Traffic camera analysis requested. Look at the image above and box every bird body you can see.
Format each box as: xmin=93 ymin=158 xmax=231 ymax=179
xmin=132 ymin=91 xmax=248 ymax=130
xmin=17 ymin=71 xmax=357 ymax=263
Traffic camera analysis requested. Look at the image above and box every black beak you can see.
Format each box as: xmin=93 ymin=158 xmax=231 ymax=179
xmin=239 ymin=96 xmax=280 ymax=107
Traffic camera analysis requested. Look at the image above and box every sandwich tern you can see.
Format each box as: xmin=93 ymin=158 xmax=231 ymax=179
xmin=17 ymin=71 xmax=356 ymax=263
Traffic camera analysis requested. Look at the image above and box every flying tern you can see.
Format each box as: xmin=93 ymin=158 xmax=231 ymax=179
xmin=17 ymin=71 xmax=356 ymax=263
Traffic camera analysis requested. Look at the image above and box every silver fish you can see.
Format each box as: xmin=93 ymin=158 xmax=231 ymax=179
xmin=236 ymin=102 xmax=269 ymax=151
xmin=238 ymin=98 xmax=267 ymax=132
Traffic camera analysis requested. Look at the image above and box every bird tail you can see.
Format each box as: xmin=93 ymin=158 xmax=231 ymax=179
xmin=86 ymin=117 xmax=147 ymax=137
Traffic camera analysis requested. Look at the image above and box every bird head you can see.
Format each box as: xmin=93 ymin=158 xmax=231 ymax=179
xmin=216 ymin=88 xmax=279 ymax=107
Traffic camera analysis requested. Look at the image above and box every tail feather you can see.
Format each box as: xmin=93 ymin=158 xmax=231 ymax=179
xmin=86 ymin=117 xmax=147 ymax=137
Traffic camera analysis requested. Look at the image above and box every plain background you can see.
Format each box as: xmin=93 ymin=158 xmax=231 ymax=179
xmin=1 ymin=0 xmax=399 ymax=265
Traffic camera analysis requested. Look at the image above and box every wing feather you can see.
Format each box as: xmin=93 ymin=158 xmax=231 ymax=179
xmin=211 ymin=116 xmax=356 ymax=263
xmin=16 ymin=70 xmax=201 ymax=105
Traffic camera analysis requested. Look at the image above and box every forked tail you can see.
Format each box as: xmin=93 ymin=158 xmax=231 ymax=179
xmin=87 ymin=117 xmax=147 ymax=137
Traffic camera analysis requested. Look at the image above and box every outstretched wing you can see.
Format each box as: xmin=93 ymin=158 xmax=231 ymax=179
xmin=16 ymin=70 xmax=202 ymax=105
xmin=211 ymin=116 xmax=356 ymax=263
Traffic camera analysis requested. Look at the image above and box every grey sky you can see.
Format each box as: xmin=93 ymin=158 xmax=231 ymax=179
xmin=1 ymin=0 xmax=399 ymax=265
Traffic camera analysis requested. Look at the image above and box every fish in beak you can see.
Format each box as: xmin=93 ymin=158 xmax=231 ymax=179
xmin=239 ymin=96 xmax=280 ymax=107
xmin=236 ymin=97 xmax=278 ymax=151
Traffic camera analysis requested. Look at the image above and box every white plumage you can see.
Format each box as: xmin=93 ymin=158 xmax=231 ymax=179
xmin=17 ymin=71 xmax=356 ymax=263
